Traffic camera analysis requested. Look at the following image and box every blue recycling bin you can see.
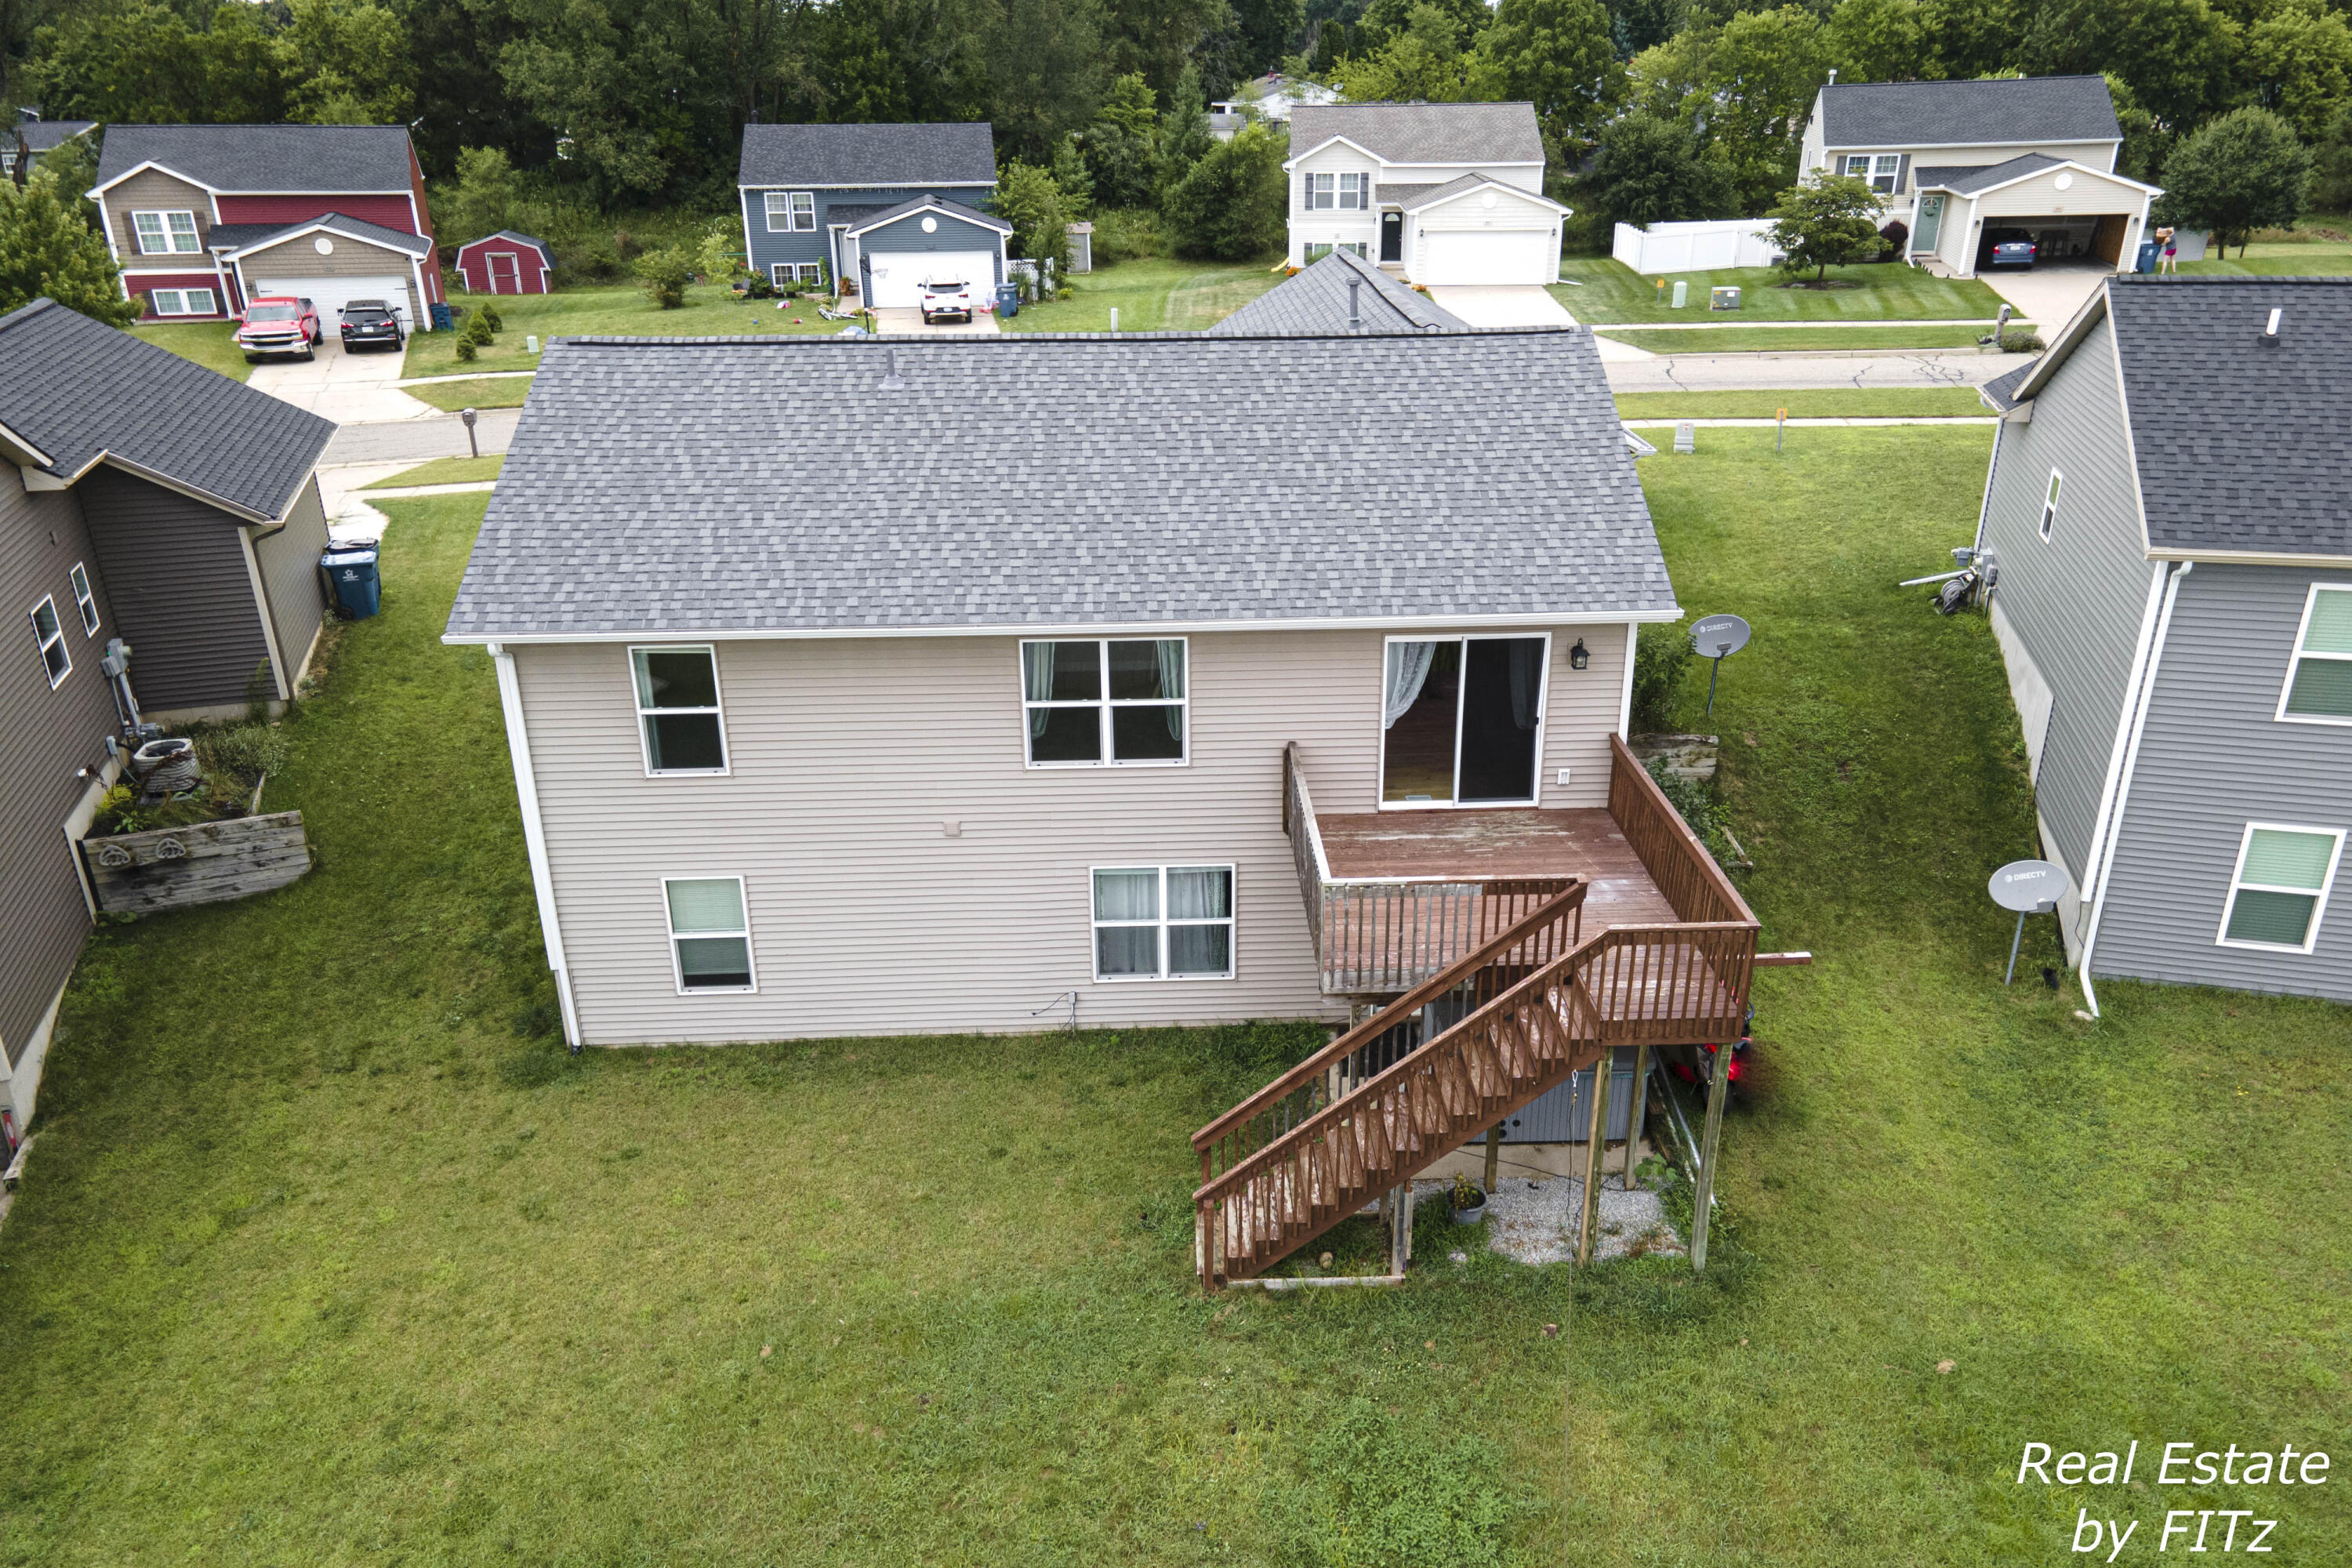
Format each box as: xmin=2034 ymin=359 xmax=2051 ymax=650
xmin=2136 ymin=239 xmax=2161 ymax=274
xmin=995 ymin=282 xmax=1022 ymax=318
xmin=321 ymin=542 xmax=381 ymax=619
xmin=430 ymin=302 xmax=454 ymax=332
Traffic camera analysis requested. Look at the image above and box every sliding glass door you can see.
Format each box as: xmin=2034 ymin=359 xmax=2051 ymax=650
xmin=1380 ymin=635 xmax=1548 ymax=806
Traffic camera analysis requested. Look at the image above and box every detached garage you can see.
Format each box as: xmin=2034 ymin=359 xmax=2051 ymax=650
xmin=227 ymin=213 xmax=435 ymax=331
xmin=1405 ymin=176 xmax=1568 ymax=287
xmin=846 ymin=195 xmax=1011 ymax=309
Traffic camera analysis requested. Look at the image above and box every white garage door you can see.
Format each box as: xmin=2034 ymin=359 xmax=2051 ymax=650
xmin=1419 ymin=230 xmax=1557 ymax=286
xmin=865 ymin=251 xmax=994 ymax=309
xmin=245 ymin=274 xmax=413 ymax=329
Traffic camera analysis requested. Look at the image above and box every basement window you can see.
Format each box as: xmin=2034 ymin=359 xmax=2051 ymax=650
xmin=1092 ymin=865 xmax=1236 ymax=980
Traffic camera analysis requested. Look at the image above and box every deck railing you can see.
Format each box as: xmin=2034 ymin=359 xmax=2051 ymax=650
xmin=1284 ymin=742 xmax=1576 ymax=994
xmin=1607 ymin=733 xmax=1758 ymax=927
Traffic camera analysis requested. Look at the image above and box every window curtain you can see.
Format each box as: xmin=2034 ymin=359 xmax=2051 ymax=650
xmin=1508 ymin=640 xmax=1544 ymax=731
xmin=1157 ymin=640 xmax=1185 ymax=739
xmin=1385 ymin=641 xmax=1436 ymax=729
xmin=1093 ymin=869 xmax=1159 ymax=921
xmin=1022 ymin=641 xmax=1055 ymax=739
xmin=1167 ymin=866 xmax=1230 ymax=920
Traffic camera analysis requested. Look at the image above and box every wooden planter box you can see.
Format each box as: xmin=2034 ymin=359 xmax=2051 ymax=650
xmin=81 ymin=811 xmax=311 ymax=914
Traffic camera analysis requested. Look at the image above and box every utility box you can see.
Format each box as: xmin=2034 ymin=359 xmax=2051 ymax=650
xmin=1710 ymin=285 xmax=1741 ymax=310
xmin=1671 ymin=280 xmax=1688 ymax=308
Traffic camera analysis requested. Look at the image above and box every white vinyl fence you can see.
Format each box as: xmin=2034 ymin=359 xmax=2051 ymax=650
xmin=1611 ymin=220 xmax=1784 ymax=274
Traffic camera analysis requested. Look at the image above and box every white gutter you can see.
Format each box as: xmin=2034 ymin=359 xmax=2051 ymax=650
xmin=488 ymin=641 xmax=582 ymax=1047
xmin=236 ymin=525 xmax=293 ymax=700
xmin=1616 ymin=622 xmax=1637 ymax=737
xmin=2076 ymin=560 xmax=2192 ymax=1018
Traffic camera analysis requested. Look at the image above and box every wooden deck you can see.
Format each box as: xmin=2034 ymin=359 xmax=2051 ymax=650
xmin=1315 ymin=808 xmax=1679 ymax=929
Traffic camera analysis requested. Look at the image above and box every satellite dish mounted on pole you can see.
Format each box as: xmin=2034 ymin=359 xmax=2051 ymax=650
xmin=1988 ymin=859 xmax=2070 ymax=985
xmin=1690 ymin=614 xmax=1751 ymax=717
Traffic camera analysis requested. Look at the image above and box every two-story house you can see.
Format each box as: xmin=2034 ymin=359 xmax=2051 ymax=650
xmin=735 ymin=122 xmax=1004 ymax=304
xmin=448 ymin=322 xmax=1766 ymax=1284
xmin=89 ymin=124 xmax=443 ymax=330
xmin=1801 ymin=74 xmax=2159 ymax=278
xmin=1973 ymin=276 xmax=2352 ymax=1012
xmin=1 ymin=296 xmax=335 ymax=1137
xmin=5 ymin=111 xmax=96 ymax=181
xmin=1283 ymin=102 xmax=1570 ymax=285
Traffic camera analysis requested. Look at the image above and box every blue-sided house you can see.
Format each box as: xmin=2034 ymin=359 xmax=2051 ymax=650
xmin=736 ymin=122 xmax=1001 ymax=303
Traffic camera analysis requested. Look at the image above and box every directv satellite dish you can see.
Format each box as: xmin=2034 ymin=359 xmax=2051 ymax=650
xmin=1689 ymin=614 xmax=1751 ymax=714
xmin=1988 ymin=858 xmax=2070 ymax=984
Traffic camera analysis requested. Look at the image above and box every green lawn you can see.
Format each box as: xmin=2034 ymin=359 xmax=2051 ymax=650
xmin=361 ymin=455 xmax=505 ymax=489
xmin=1556 ymin=254 xmax=2010 ymax=323
xmin=403 ymin=376 xmax=533 ymax=412
xmin=1616 ymin=387 xmax=1991 ymax=420
xmin=1599 ymin=325 xmax=2002 ymax=353
xmin=405 ymin=283 xmax=851 ymax=378
xmin=1000 ymin=256 xmax=1284 ymax=333
xmin=5 ymin=437 xmax=2349 ymax=1563
xmin=129 ymin=320 xmax=252 ymax=382
xmin=2176 ymin=239 xmax=2352 ymax=277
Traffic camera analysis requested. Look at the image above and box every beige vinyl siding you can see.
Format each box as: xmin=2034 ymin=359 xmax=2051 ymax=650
xmin=76 ymin=467 xmax=274 ymax=714
xmin=513 ymin=622 xmax=1630 ymax=1045
xmin=0 ymin=482 xmax=117 ymax=1066
xmin=237 ymin=234 xmax=425 ymax=329
xmin=1414 ymin=187 xmax=1560 ymax=234
xmin=107 ymin=169 xmax=213 ymax=262
xmin=252 ymin=476 xmax=330 ymax=688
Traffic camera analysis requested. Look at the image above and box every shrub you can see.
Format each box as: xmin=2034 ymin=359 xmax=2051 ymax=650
xmin=1877 ymin=219 xmax=1909 ymax=259
xmin=455 ymin=336 xmax=477 ymax=361
xmin=479 ymin=303 xmax=503 ymax=333
xmin=1089 ymin=206 xmax=1163 ymax=263
xmin=194 ymin=723 xmax=289 ymax=785
xmin=462 ymin=312 xmax=495 ymax=347
xmin=634 ymin=247 xmax=691 ymax=308
xmin=1629 ymin=622 xmax=1695 ymax=732
xmin=1162 ymin=123 xmax=1289 ymax=261
xmin=1998 ymin=329 xmax=2045 ymax=353
xmin=1646 ymin=756 xmax=1719 ymax=840
xmin=744 ymin=271 xmax=775 ymax=299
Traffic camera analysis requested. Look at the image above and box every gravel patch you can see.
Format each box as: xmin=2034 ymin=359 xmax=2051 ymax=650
xmin=1421 ymin=1174 xmax=1682 ymax=1265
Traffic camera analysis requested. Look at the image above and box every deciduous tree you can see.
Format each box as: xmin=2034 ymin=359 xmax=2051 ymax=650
xmin=1472 ymin=0 xmax=1622 ymax=147
xmin=2156 ymin=107 xmax=2314 ymax=253
xmin=1824 ymin=0 xmax=1929 ymax=83
xmin=1763 ymin=172 xmax=1889 ymax=279
xmin=2243 ymin=0 xmax=2352 ymax=144
xmin=1589 ymin=109 xmax=1738 ymax=226
xmin=0 ymin=170 xmax=137 ymax=327
xmin=1162 ymin=122 xmax=1288 ymax=260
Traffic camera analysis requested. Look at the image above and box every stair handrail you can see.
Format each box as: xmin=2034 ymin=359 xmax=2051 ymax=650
xmin=1191 ymin=877 xmax=1588 ymax=1158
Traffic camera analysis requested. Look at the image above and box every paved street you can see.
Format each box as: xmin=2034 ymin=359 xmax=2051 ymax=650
xmin=1605 ymin=348 xmax=2006 ymax=394
xmin=321 ymin=406 xmax=520 ymax=465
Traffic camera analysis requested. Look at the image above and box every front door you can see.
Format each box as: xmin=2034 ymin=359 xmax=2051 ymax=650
xmin=1380 ymin=211 xmax=1403 ymax=263
xmin=1912 ymin=194 xmax=1944 ymax=254
xmin=1380 ymin=636 xmax=1548 ymax=805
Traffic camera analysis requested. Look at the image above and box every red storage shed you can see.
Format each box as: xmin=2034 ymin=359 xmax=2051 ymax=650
xmin=454 ymin=230 xmax=554 ymax=295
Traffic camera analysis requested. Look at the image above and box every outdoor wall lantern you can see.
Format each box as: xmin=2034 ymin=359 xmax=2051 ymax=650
xmin=1569 ymin=638 xmax=1589 ymax=670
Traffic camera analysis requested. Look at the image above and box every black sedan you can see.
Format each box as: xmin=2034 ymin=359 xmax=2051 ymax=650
xmin=338 ymin=299 xmax=406 ymax=351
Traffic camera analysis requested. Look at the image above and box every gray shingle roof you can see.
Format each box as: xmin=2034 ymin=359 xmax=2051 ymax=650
xmin=0 ymin=299 xmax=332 ymax=520
xmin=96 ymin=124 xmax=417 ymax=192
xmin=1375 ymin=183 xmax=1440 ymax=205
xmin=1915 ymin=153 xmax=2063 ymax=194
xmin=1816 ymin=75 xmax=2120 ymax=150
xmin=738 ymin=122 xmax=996 ymax=188
xmin=845 ymin=193 xmax=1011 ymax=236
xmin=1978 ymin=361 xmax=2033 ymax=413
xmin=444 ymin=329 xmax=1672 ymax=640
xmin=17 ymin=120 xmax=95 ymax=154
xmin=2106 ymin=278 xmax=2352 ymax=557
xmin=230 ymin=211 xmax=434 ymax=259
xmin=1208 ymin=250 xmax=1467 ymax=336
xmin=1290 ymin=103 xmax=1544 ymax=165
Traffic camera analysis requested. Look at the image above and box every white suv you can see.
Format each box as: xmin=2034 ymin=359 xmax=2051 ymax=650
xmin=920 ymin=274 xmax=975 ymax=325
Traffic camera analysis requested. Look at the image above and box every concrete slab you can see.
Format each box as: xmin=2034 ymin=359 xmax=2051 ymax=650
xmin=1979 ymin=261 xmax=2111 ymax=332
xmin=870 ymin=307 xmax=1001 ymax=335
xmin=1425 ymin=284 xmax=1576 ymax=328
xmin=248 ymin=337 xmax=434 ymax=421
xmin=1606 ymin=349 xmax=2006 ymax=394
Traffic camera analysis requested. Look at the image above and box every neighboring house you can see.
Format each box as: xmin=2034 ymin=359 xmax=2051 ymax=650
xmin=1210 ymin=73 xmax=1339 ymax=140
xmin=1801 ymin=74 xmax=2158 ymax=278
xmin=735 ymin=123 xmax=1000 ymax=303
xmin=1208 ymin=248 xmax=1468 ymax=335
xmin=88 ymin=123 xmax=444 ymax=329
xmin=0 ymin=296 xmax=334 ymax=1134
xmin=1283 ymin=102 xmax=1570 ymax=285
xmin=5 ymin=111 xmax=96 ymax=181
xmin=1973 ymin=277 xmax=2352 ymax=1010
xmin=455 ymin=230 xmax=554 ymax=294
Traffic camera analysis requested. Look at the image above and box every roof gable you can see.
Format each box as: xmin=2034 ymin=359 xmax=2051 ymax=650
xmin=844 ymin=193 xmax=1011 ymax=237
xmin=444 ymin=329 xmax=1672 ymax=640
xmin=1401 ymin=172 xmax=1568 ymax=215
xmin=738 ymin=122 xmax=997 ymax=188
xmin=95 ymin=124 xmax=418 ymax=194
xmin=1208 ymin=249 xmax=1468 ymax=335
xmin=227 ymin=211 xmax=434 ymax=260
xmin=0 ymin=299 xmax=332 ymax=520
xmin=1287 ymin=103 xmax=1544 ymax=167
xmin=1817 ymin=75 xmax=2121 ymax=149
xmin=458 ymin=230 xmax=554 ymax=266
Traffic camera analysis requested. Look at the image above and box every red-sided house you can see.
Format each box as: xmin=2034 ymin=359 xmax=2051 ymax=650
xmin=89 ymin=124 xmax=444 ymax=332
xmin=455 ymin=230 xmax=554 ymax=294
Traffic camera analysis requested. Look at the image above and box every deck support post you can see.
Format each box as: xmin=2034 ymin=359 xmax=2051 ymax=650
xmin=1483 ymin=1122 xmax=1502 ymax=1196
xmin=1624 ymin=1043 xmax=1651 ymax=1189
xmin=1577 ymin=1058 xmax=1607 ymax=1262
xmin=1387 ymin=1183 xmax=1413 ymax=1273
xmin=1691 ymin=1041 xmax=1733 ymax=1273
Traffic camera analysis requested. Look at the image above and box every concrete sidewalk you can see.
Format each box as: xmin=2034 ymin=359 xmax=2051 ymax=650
xmin=1606 ymin=349 xmax=2002 ymax=394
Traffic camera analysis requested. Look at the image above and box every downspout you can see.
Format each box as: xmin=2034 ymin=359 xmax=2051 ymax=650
xmin=488 ymin=641 xmax=583 ymax=1049
xmin=2077 ymin=560 xmax=2193 ymax=1018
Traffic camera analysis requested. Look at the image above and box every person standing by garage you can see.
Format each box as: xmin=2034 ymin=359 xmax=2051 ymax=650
xmin=2156 ymin=226 xmax=2180 ymax=274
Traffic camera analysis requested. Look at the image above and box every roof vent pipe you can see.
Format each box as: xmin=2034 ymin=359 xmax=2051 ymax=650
xmin=1347 ymin=278 xmax=1361 ymax=329
xmin=880 ymin=347 xmax=906 ymax=390
xmin=1826 ymin=67 xmax=1837 ymax=84
xmin=2259 ymin=307 xmax=2281 ymax=346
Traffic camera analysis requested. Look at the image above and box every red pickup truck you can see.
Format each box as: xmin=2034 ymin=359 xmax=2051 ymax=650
xmin=237 ymin=296 xmax=321 ymax=362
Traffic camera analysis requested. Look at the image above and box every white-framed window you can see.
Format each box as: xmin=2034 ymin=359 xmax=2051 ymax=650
xmin=1021 ymin=638 xmax=1188 ymax=767
xmin=663 ymin=876 xmax=756 ymax=992
xmin=1871 ymin=154 xmax=1900 ymax=194
xmin=1842 ymin=154 xmax=1872 ymax=180
xmin=769 ymin=263 xmax=822 ymax=286
xmin=1301 ymin=241 xmax=1368 ymax=263
xmin=1338 ymin=172 xmax=1369 ymax=210
xmin=68 ymin=563 xmax=98 ymax=636
xmin=796 ymin=262 xmax=822 ymax=284
xmin=0 ymin=152 xmax=15 ymax=176
xmin=629 ymin=644 xmax=728 ymax=775
xmin=132 ymin=209 xmax=201 ymax=254
xmin=2276 ymin=583 xmax=2352 ymax=725
xmin=764 ymin=191 xmax=815 ymax=232
xmin=1379 ymin=633 xmax=1551 ymax=808
xmin=147 ymin=289 xmax=217 ymax=317
xmin=1305 ymin=172 xmax=1334 ymax=211
xmin=28 ymin=594 xmax=69 ymax=688
xmin=2216 ymin=823 xmax=2344 ymax=953
xmin=2039 ymin=469 xmax=2062 ymax=542
xmin=1091 ymin=865 xmax=1235 ymax=980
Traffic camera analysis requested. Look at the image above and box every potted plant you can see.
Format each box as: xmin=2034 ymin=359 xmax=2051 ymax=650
xmin=1450 ymin=1172 xmax=1487 ymax=1225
